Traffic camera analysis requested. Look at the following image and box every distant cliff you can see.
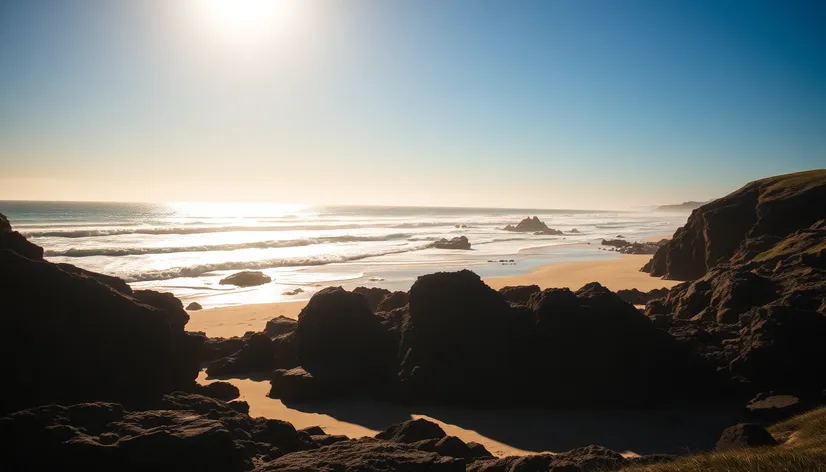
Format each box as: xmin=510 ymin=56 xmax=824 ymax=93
xmin=642 ymin=170 xmax=826 ymax=280
xmin=655 ymin=201 xmax=709 ymax=213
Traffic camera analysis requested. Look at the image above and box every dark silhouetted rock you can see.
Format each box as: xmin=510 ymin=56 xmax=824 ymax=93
xmin=264 ymin=316 xmax=297 ymax=337
xmin=0 ymin=249 xmax=202 ymax=415
xmin=269 ymin=367 xmax=327 ymax=402
xmin=0 ymin=212 xmax=44 ymax=260
xmin=219 ymin=271 xmax=272 ymax=287
xmin=186 ymin=302 xmax=203 ymax=311
xmin=206 ymin=332 xmax=274 ymax=377
xmin=197 ymin=381 xmax=241 ymax=401
xmin=254 ymin=438 xmax=464 ymax=472
xmin=282 ymin=287 xmax=304 ymax=296
xmin=643 ymin=170 xmax=826 ymax=280
xmin=376 ymin=291 xmax=409 ymax=312
xmin=293 ymin=287 xmax=397 ymax=393
xmin=467 ymin=445 xmax=632 ymax=471
xmin=602 ymin=238 xmax=631 ymax=248
xmin=299 ymin=426 xmax=326 ymax=436
xmin=502 ymin=216 xmax=560 ymax=234
xmin=412 ymin=436 xmax=493 ymax=461
xmin=431 ymin=236 xmax=471 ymax=250
xmin=715 ymin=423 xmax=778 ymax=450
xmin=398 ymin=271 xmax=724 ymax=407
xmin=201 ymin=337 xmax=245 ymax=363
xmin=616 ymin=287 xmax=669 ymax=306
xmin=55 ymin=262 xmax=133 ymax=294
xmin=352 ymin=286 xmax=392 ymax=312
xmin=376 ymin=418 xmax=446 ymax=443
xmin=569 ymin=228 xmax=580 ymax=233
xmin=498 ymin=284 xmax=541 ymax=304
xmin=132 ymin=289 xmax=190 ymax=331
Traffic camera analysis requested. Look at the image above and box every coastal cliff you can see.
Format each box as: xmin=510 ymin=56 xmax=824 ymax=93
xmin=642 ymin=170 xmax=826 ymax=280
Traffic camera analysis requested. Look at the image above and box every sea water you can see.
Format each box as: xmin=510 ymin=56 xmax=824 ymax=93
xmin=1 ymin=201 xmax=684 ymax=308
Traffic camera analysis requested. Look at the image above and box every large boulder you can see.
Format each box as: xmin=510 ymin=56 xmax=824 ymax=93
xmin=269 ymin=367 xmax=327 ymax=402
xmin=219 ymin=271 xmax=272 ymax=287
xmin=293 ymin=287 xmax=398 ymax=394
xmin=431 ymin=236 xmax=471 ymax=250
xmin=375 ymin=419 xmax=446 ymax=443
xmin=0 ymin=249 xmax=202 ymax=414
xmin=715 ymin=423 xmax=778 ymax=451
xmin=264 ymin=316 xmax=297 ymax=337
xmin=643 ymin=170 xmax=826 ymax=280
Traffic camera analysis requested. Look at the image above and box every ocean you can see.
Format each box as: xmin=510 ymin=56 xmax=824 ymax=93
xmin=1 ymin=201 xmax=684 ymax=308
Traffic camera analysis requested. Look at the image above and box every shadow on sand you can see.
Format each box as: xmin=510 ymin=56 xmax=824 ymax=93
xmin=283 ymin=399 xmax=743 ymax=455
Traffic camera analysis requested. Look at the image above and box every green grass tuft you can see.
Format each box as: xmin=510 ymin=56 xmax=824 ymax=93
xmin=621 ymin=407 xmax=826 ymax=472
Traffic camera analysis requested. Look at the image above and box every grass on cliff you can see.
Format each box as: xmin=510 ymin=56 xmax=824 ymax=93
xmin=621 ymin=407 xmax=826 ymax=472
xmin=754 ymin=237 xmax=826 ymax=262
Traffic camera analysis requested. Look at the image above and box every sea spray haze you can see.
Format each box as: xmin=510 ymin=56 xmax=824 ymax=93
xmin=1 ymin=201 xmax=682 ymax=308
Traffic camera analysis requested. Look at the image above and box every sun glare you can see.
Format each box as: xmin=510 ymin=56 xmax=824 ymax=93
xmin=192 ymin=0 xmax=303 ymax=45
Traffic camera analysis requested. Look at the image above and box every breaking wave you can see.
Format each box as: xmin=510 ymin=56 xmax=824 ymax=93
xmin=44 ymin=233 xmax=413 ymax=257
xmin=124 ymin=243 xmax=432 ymax=282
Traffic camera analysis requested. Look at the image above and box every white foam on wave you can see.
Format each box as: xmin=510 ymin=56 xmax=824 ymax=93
xmin=123 ymin=242 xmax=433 ymax=282
xmin=44 ymin=233 xmax=414 ymax=257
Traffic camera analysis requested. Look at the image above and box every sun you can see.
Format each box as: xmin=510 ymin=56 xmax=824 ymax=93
xmin=193 ymin=0 xmax=303 ymax=45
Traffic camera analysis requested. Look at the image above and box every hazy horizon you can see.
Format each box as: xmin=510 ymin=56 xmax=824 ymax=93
xmin=2 ymin=1 xmax=825 ymax=208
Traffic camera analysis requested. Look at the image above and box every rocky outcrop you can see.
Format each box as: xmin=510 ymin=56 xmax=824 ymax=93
xmin=186 ymin=301 xmax=203 ymax=310
xmin=352 ymin=286 xmax=391 ymax=312
xmin=269 ymin=287 xmax=397 ymax=400
xmin=715 ymin=423 xmax=777 ymax=450
xmin=616 ymin=287 xmax=669 ymax=306
xmin=376 ymin=291 xmax=409 ymax=312
xmin=0 ymin=212 xmax=44 ymax=260
xmin=467 ymin=445 xmax=673 ymax=471
xmin=602 ymin=238 xmax=631 ymax=248
xmin=502 ymin=216 xmax=561 ymax=234
xmin=645 ymin=216 xmax=826 ymax=395
xmin=618 ymin=240 xmax=667 ymax=255
xmin=207 ymin=333 xmax=275 ymax=377
xmin=396 ymin=270 xmax=726 ymax=407
xmin=263 ymin=316 xmax=297 ymax=338
xmin=498 ymin=284 xmax=540 ymax=304
xmin=431 ymin=236 xmax=471 ymax=250
xmin=255 ymin=439 xmax=465 ymax=471
xmin=0 ymin=393 xmax=322 ymax=471
xmin=0 ymin=249 xmax=203 ymax=415
xmin=375 ymin=418 xmax=446 ymax=443
xmin=219 ymin=271 xmax=272 ymax=287
xmin=643 ymin=170 xmax=826 ymax=280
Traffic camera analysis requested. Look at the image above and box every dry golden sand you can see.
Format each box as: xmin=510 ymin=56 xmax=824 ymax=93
xmin=189 ymin=250 xmax=679 ymax=457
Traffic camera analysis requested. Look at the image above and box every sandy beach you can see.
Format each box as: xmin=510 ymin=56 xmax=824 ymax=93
xmin=188 ymin=251 xmax=686 ymax=457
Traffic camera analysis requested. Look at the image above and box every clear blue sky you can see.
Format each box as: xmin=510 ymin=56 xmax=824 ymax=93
xmin=1 ymin=0 xmax=824 ymax=208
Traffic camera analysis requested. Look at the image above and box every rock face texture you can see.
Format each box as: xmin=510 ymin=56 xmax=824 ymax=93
xmin=0 ymin=249 xmax=203 ymax=415
xmin=431 ymin=236 xmax=471 ymax=250
xmin=715 ymin=423 xmax=778 ymax=451
xmin=645 ymin=217 xmax=826 ymax=395
xmin=220 ymin=271 xmax=272 ymax=287
xmin=643 ymin=170 xmax=826 ymax=280
xmin=396 ymin=271 xmax=725 ymax=407
xmin=0 ymin=393 xmax=318 ymax=472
